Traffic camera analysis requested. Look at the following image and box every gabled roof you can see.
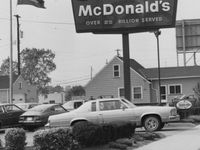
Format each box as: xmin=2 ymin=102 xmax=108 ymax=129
xmin=0 ymin=75 xmax=19 ymax=89
xmin=118 ymin=56 xmax=148 ymax=79
xmin=145 ymin=66 xmax=200 ymax=80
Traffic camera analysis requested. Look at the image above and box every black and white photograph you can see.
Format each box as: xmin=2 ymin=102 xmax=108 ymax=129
xmin=0 ymin=0 xmax=200 ymax=150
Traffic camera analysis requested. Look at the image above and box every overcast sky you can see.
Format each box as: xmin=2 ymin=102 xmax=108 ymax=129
xmin=0 ymin=0 xmax=199 ymax=87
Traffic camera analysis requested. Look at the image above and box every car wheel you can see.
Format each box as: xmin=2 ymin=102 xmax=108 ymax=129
xmin=143 ymin=116 xmax=161 ymax=132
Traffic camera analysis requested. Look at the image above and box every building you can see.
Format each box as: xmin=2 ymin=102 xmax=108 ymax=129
xmin=0 ymin=75 xmax=38 ymax=103
xmin=85 ymin=56 xmax=200 ymax=104
xmin=39 ymin=92 xmax=65 ymax=104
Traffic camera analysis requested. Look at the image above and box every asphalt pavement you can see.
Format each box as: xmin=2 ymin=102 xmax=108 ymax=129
xmin=136 ymin=124 xmax=200 ymax=150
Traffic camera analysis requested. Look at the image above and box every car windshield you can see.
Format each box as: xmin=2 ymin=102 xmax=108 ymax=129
xmin=63 ymin=101 xmax=73 ymax=108
xmin=121 ymin=98 xmax=136 ymax=108
xmin=73 ymin=101 xmax=91 ymax=113
xmin=29 ymin=104 xmax=51 ymax=112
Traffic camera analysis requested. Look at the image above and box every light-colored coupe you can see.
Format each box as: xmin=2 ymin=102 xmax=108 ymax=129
xmin=47 ymin=98 xmax=180 ymax=132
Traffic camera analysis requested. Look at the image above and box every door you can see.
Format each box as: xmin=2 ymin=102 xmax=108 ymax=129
xmin=160 ymin=85 xmax=167 ymax=103
xmin=3 ymin=104 xmax=24 ymax=127
xmin=98 ymin=100 xmax=135 ymax=124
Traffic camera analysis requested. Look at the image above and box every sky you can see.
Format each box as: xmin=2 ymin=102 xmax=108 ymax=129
xmin=0 ymin=0 xmax=200 ymax=87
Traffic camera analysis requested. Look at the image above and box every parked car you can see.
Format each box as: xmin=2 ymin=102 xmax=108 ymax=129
xmin=19 ymin=104 xmax=68 ymax=130
xmin=15 ymin=103 xmax=40 ymax=111
xmin=62 ymin=100 xmax=85 ymax=111
xmin=0 ymin=103 xmax=25 ymax=129
xmin=47 ymin=98 xmax=180 ymax=132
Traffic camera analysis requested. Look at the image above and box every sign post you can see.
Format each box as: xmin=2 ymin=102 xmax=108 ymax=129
xmin=71 ymin=0 xmax=178 ymax=101
xmin=122 ymin=33 xmax=131 ymax=100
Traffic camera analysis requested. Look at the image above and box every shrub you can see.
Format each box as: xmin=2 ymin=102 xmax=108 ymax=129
xmin=33 ymin=127 xmax=75 ymax=150
xmin=72 ymin=121 xmax=104 ymax=147
xmin=4 ymin=128 xmax=26 ymax=150
xmin=0 ymin=139 xmax=2 ymax=148
xmin=108 ymin=121 xmax=136 ymax=140
xmin=72 ymin=121 xmax=136 ymax=147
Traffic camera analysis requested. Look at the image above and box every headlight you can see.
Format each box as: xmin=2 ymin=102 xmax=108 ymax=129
xmin=170 ymin=108 xmax=177 ymax=116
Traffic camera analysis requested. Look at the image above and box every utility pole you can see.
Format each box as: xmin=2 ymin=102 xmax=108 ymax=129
xmin=115 ymin=49 xmax=121 ymax=56
xmin=14 ymin=14 xmax=21 ymax=75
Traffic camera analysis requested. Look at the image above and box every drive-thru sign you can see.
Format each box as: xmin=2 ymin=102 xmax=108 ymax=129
xmin=71 ymin=0 xmax=178 ymax=33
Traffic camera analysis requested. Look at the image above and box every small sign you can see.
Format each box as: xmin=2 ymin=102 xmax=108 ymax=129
xmin=71 ymin=0 xmax=178 ymax=33
xmin=176 ymin=100 xmax=192 ymax=109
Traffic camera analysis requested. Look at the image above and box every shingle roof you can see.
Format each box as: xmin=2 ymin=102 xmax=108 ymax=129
xmin=118 ymin=56 xmax=147 ymax=79
xmin=145 ymin=66 xmax=200 ymax=80
xmin=0 ymin=75 xmax=19 ymax=89
xmin=118 ymin=56 xmax=200 ymax=80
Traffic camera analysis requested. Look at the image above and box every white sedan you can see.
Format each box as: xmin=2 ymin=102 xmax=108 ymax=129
xmin=47 ymin=98 xmax=180 ymax=132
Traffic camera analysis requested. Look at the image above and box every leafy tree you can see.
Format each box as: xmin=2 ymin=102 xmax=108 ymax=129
xmin=0 ymin=57 xmax=18 ymax=75
xmin=65 ymin=85 xmax=85 ymax=101
xmin=0 ymin=48 xmax=56 ymax=94
xmin=20 ymin=48 xmax=56 ymax=93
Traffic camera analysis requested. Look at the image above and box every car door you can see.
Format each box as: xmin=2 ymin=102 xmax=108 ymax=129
xmin=3 ymin=104 xmax=24 ymax=126
xmin=98 ymin=100 xmax=135 ymax=124
xmin=76 ymin=101 xmax=100 ymax=124
xmin=0 ymin=106 xmax=7 ymax=127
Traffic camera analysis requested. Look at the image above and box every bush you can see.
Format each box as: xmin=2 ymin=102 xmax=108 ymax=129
xmin=5 ymin=128 xmax=26 ymax=150
xmin=72 ymin=121 xmax=104 ymax=147
xmin=0 ymin=139 xmax=2 ymax=148
xmin=108 ymin=121 xmax=135 ymax=140
xmin=33 ymin=127 xmax=75 ymax=150
xmin=72 ymin=121 xmax=136 ymax=147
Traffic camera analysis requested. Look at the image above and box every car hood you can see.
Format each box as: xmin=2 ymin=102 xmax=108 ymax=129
xmin=21 ymin=111 xmax=43 ymax=116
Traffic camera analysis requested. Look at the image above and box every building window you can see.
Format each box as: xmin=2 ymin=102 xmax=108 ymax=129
xmin=169 ymin=84 xmax=182 ymax=94
xmin=113 ymin=64 xmax=120 ymax=77
xmin=133 ymin=86 xmax=142 ymax=99
xmin=118 ymin=88 xmax=124 ymax=97
xmin=19 ymin=82 xmax=22 ymax=89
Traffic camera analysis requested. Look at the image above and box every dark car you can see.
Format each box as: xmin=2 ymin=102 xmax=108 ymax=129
xmin=0 ymin=103 xmax=25 ymax=129
xmin=19 ymin=104 xmax=67 ymax=130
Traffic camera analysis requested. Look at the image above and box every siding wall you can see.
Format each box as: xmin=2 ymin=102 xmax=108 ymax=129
xmin=0 ymin=89 xmax=8 ymax=103
xmin=85 ymin=57 xmax=151 ymax=104
xmin=151 ymin=77 xmax=200 ymax=103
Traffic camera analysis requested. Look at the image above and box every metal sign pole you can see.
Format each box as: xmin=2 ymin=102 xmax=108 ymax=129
xmin=122 ymin=33 xmax=131 ymax=101
xmin=9 ymin=0 xmax=13 ymax=104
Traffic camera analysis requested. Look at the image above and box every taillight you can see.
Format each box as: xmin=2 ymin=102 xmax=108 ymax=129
xmin=19 ymin=116 xmax=24 ymax=121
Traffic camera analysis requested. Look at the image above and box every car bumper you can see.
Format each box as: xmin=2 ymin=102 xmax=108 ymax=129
xmin=19 ymin=121 xmax=45 ymax=127
xmin=163 ymin=115 xmax=180 ymax=122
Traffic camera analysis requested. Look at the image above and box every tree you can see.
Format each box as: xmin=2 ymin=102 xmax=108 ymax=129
xmin=20 ymin=48 xmax=56 ymax=93
xmin=0 ymin=48 xmax=56 ymax=94
xmin=65 ymin=85 xmax=85 ymax=101
xmin=0 ymin=57 xmax=18 ymax=75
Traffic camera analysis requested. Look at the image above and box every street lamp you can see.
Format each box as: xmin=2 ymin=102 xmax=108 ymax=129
xmin=154 ymin=30 xmax=161 ymax=105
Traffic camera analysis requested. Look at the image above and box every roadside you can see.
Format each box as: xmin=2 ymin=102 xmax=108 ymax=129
xmin=136 ymin=124 xmax=200 ymax=150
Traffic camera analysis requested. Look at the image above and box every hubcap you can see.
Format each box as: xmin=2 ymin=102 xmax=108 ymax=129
xmin=146 ymin=118 xmax=158 ymax=131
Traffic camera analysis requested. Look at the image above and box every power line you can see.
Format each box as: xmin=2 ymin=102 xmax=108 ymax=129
xmin=53 ymin=75 xmax=90 ymax=83
xmin=53 ymin=77 xmax=90 ymax=85
xmin=0 ymin=17 xmax=74 ymax=25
